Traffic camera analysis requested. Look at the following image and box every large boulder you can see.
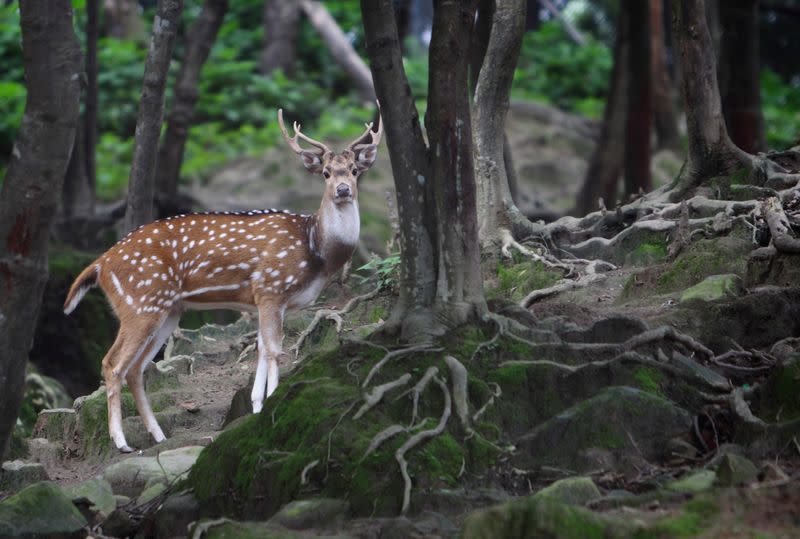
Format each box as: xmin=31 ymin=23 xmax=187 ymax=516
xmin=0 ymin=481 xmax=87 ymax=539
xmin=63 ymin=476 xmax=116 ymax=517
xmin=103 ymin=446 xmax=204 ymax=497
xmin=513 ymin=387 xmax=692 ymax=473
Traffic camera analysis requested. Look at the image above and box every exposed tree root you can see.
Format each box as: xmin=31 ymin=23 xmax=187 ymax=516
xmin=473 ymin=382 xmax=501 ymax=422
xmin=521 ymin=272 xmax=605 ymax=307
xmin=300 ymin=459 xmax=320 ymax=485
xmin=353 ymin=373 xmax=412 ymax=420
xmin=289 ymin=286 xmax=382 ymax=357
xmin=397 ymin=376 xmax=451 ymax=515
xmin=362 ymin=344 xmax=442 ymax=388
xmin=761 ymin=196 xmax=800 ymax=253
xmin=444 ymin=356 xmax=471 ymax=432
xmin=364 ymin=424 xmax=406 ymax=457
xmin=406 ymin=366 xmax=439 ymax=427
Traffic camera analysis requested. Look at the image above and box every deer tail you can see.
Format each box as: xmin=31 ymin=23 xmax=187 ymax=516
xmin=63 ymin=263 xmax=100 ymax=315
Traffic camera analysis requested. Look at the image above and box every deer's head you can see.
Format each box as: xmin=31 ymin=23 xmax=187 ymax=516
xmin=278 ymin=106 xmax=383 ymax=206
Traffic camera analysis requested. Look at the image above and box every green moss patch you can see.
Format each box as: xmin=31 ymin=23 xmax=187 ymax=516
xmin=656 ymin=233 xmax=751 ymax=294
xmin=489 ymin=261 xmax=561 ymax=303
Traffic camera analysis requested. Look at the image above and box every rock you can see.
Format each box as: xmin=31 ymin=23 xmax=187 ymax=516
xmin=561 ymin=316 xmax=649 ymax=344
xmin=514 ymin=387 xmax=692 ymax=472
xmin=189 ymin=518 xmax=355 ymax=538
xmin=63 ymin=476 xmax=116 ymax=517
xmin=137 ymin=482 xmax=166 ymax=505
xmin=143 ymin=361 xmax=180 ymax=392
xmin=714 ymin=453 xmax=759 ymax=486
xmin=32 ymin=408 xmax=76 ymax=442
xmin=100 ymin=508 xmax=137 ymax=538
xmin=759 ymin=462 xmax=790 ymax=482
xmin=680 ymin=274 xmax=743 ymax=303
xmin=461 ymin=496 xmax=635 ymax=539
xmin=0 ymin=460 xmax=49 ymax=493
xmin=666 ymin=438 xmax=699 ymax=461
xmin=0 ymin=481 xmax=87 ymax=538
xmin=665 ymin=470 xmax=716 ymax=493
xmin=103 ymin=445 xmax=204 ymax=497
xmin=269 ymin=498 xmax=349 ymax=530
xmin=532 ymin=477 xmax=602 ymax=506
xmin=171 ymin=315 xmax=256 ymax=363
xmin=412 ymin=510 xmax=458 ymax=536
xmin=745 ymin=251 xmax=800 ymax=288
xmin=114 ymin=494 xmax=130 ymax=507
xmin=223 ymin=385 xmax=252 ymax=427
xmin=25 ymin=438 xmax=63 ymax=468
xmin=153 ymin=491 xmax=200 ymax=539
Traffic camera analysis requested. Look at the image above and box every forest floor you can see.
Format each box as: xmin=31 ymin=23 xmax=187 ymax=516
xmin=3 ymin=101 xmax=799 ymax=538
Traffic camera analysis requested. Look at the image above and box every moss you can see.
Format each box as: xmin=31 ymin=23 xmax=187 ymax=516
xmin=488 ymin=261 xmax=561 ymax=303
xmin=78 ymin=389 xmax=137 ymax=456
xmin=368 ymin=305 xmax=388 ymax=324
xmin=628 ymin=241 xmax=668 ymax=266
xmin=656 ymin=232 xmax=751 ymax=294
xmin=757 ymin=359 xmax=800 ymax=422
xmin=644 ymin=497 xmax=718 ymax=538
xmin=488 ymin=363 xmax=529 ymax=389
xmin=633 ymin=367 xmax=664 ymax=396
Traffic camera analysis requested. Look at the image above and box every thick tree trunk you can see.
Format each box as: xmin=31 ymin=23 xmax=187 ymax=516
xmin=261 ymin=0 xmax=300 ymax=77
xmin=301 ymin=0 xmax=375 ymax=102
xmin=157 ymin=0 xmax=227 ymax=199
xmin=0 ymin=0 xmax=82 ymax=457
xmin=361 ymin=0 xmax=436 ymax=332
xmin=123 ymin=0 xmax=184 ymax=233
xmin=86 ymin=0 xmax=99 ymax=205
xmin=651 ymin=0 xmax=681 ymax=151
xmin=62 ymin=123 xmax=93 ymax=218
xmin=719 ymin=0 xmax=766 ymax=153
xmin=472 ymin=0 xmax=527 ymax=247
xmin=575 ymin=7 xmax=630 ymax=214
xmin=624 ymin=0 xmax=652 ymax=197
xmin=671 ymin=0 xmax=751 ymax=198
xmin=426 ymin=0 xmax=485 ymax=324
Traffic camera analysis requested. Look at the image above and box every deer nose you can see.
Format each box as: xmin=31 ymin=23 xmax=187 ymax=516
xmin=336 ymin=183 xmax=351 ymax=198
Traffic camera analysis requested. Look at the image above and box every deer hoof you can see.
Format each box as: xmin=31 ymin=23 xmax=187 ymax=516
xmin=118 ymin=444 xmax=135 ymax=453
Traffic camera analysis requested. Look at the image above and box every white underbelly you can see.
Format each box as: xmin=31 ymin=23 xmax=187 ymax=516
xmin=286 ymin=276 xmax=328 ymax=311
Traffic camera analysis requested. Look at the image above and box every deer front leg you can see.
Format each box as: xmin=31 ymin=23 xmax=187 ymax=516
xmin=252 ymin=305 xmax=284 ymax=414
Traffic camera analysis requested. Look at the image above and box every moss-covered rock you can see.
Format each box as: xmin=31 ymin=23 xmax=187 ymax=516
xmin=0 ymin=461 xmax=49 ymax=493
xmin=0 ymin=481 xmax=87 ymax=539
xmin=679 ymin=274 xmax=743 ymax=303
xmin=33 ymin=408 xmax=77 ymax=443
xmin=513 ymin=387 xmax=692 ymax=472
xmin=754 ymin=357 xmax=800 ymax=423
xmin=665 ymin=470 xmax=716 ymax=494
xmin=532 ymin=477 xmax=602 ymax=506
xmin=63 ymin=476 xmax=116 ymax=517
xmin=488 ymin=261 xmax=562 ymax=303
xmin=745 ymin=252 xmax=800 ymax=288
xmin=103 ymin=446 xmax=204 ymax=498
xmin=713 ymin=454 xmax=759 ymax=486
xmin=269 ymin=498 xmax=349 ymax=530
xmin=461 ymin=496 xmax=636 ymax=539
xmin=190 ymin=518 xmax=355 ymax=538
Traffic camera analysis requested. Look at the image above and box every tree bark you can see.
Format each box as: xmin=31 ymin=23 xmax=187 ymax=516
xmin=361 ymin=0 xmax=436 ymax=333
xmin=426 ymin=0 xmax=485 ymax=323
xmin=651 ymin=0 xmax=681 ymax=151
xmin=62 ymin=123 xmax=93 ymax=218
xmin=472 ymin=0 xmax=528 ymax=247
xmin=123 ymin=0 xmax=184 ymax=233
xmin=0 ymin=0 xmax=82 ymax=457
xmin=261 ymin=0 xmax=300 ymax=77
xmin=301 ymin=0 xmax=375 ymax=102
xmin=624 ymin=0 xmax=653 ymax=197
xmin=575 ymin=7 xmax=630 ymax=214
xmin=85 ymin=0 xmax=99 ymax=203
xmin=719 ymin=0 xmax=766 ymax=153
xmin=157 ymin=0 xmax=227 ymax=199
xmin=671 ymin=0 xmax=751 ymax=198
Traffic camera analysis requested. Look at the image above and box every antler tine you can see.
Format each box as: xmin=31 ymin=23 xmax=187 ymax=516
xmin=347 ymin=102 xmax=384 ymax=151
xmin=277 ymin=109 xmax=331 ymax=155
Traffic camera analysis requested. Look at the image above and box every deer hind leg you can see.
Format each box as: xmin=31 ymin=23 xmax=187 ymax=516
xmin=252 ymin=305 xmax=284 ymax=414
xmin=125 ymin=310 xmax=181 ymax=444
xmin=102 ymin=316 xmax=163 ymax=452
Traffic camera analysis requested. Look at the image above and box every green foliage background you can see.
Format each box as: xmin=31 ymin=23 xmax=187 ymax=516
xmin=0 ymin=2 xmax=798 ymax=194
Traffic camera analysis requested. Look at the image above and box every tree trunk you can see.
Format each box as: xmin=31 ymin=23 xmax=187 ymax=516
xmin=472 ymin=0 xmax=528 ymax=247
xmin=651 ymin=0 xmax=681 ymax=151
xmin=0 ymin=0 xmax=82 ymax=458
xmin=62 ymin=123 xmax=93 ymax=218
xmin=123 ymin=0 xmax=184 ymax=233
xmin=719 ymin=0 xmax=766 ymax=153
xmin=157 ymin=0 xmax=227 ymax=199
xmin=300 ymin=0 xmax=375 ymax=102
xmin=261 ymin=0 xmax=300 ymax=77
xmin=85 ymin=0 xmax=99 ymax=204
xmin=361 ymin=0 xmax=436 ymax=334
xmin=624 ymin=0 xmax=652 ymax=198
xmin=671 ymin=0 xmax=751 ymax=198
xmin=426 ymin=0 xmax=485 ymax=324
xmin=575 ymin=7 xmax=630 ymax=214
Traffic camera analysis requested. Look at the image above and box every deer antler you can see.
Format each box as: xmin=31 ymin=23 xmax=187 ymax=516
xmin=278 ymin=109 xmax=332 ymax=155
xmin=347 ymin=102 xmax=384 ymax=151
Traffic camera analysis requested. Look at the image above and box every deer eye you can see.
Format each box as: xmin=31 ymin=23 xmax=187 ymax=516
xmin=323 ymin=170 xmax=330 ymax=179
xmin=351 ymin=168 xmax=358 ymax=176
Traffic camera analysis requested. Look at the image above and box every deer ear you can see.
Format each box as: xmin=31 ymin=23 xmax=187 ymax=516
xmin=355 ymin=144 xmax=378 ymax=171
xmin=299 ymin=151 xmax=324 ymax=174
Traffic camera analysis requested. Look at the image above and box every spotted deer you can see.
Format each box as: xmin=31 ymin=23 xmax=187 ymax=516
xmin=64 ymin=107 xmax=382 ymax=452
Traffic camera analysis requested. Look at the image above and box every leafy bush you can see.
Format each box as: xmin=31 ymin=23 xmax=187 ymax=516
xmin=512 ymin=21 xmax=612 ymax=116
xmin=761 ymin=69 xmax=800 ymax=150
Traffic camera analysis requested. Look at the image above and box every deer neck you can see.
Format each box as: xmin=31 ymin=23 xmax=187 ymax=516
xmin=309 ymin=198 xmax=360 ymax=274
